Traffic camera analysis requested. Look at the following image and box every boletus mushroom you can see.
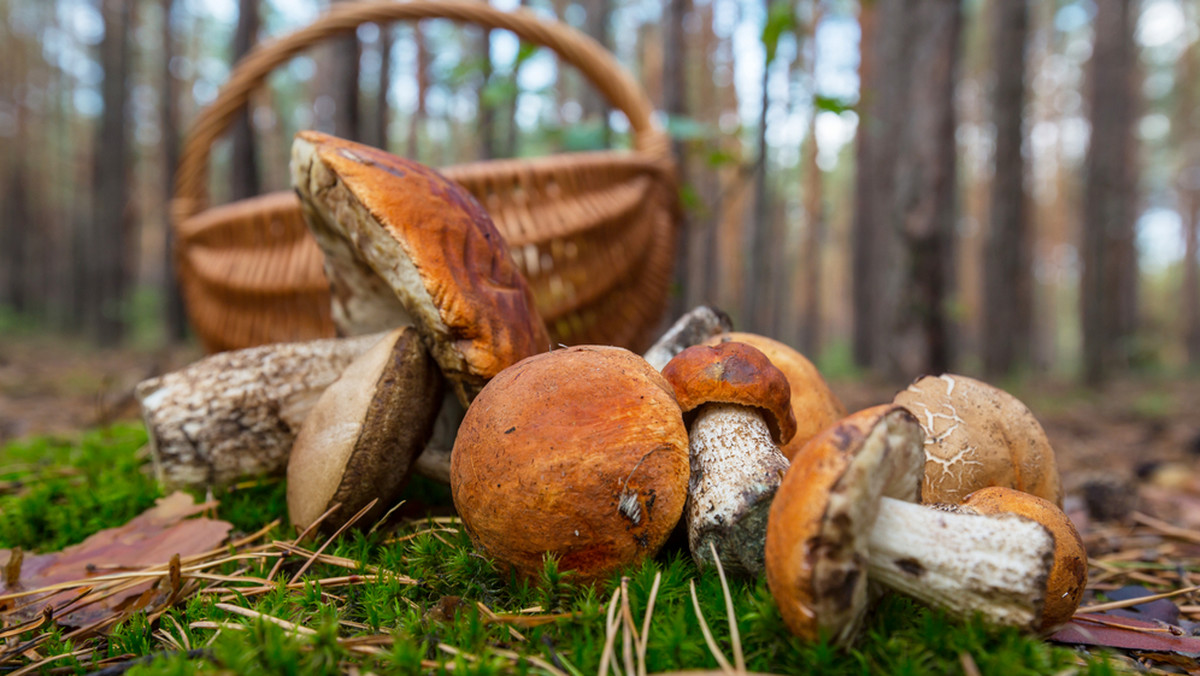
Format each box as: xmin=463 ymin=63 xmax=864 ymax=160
xmin=959 ymin=486 xmax=1088 ymax=631
xmin=661 ymin=342 xmax=796 ymax=576
xmin=893 ymin=373 xmax=1062 ymax=506
xmin=450 ymin=346 xmax=690 ymax=583
xmin=765 ymin=405 xmax=1059 ymax=645
xmin=287 ymin=327 xmax=443 ymax=533
xmin=703 ymin=332 xmax=845 ymax=460
xmin=290 ymin=131 xmax=550 ymax=406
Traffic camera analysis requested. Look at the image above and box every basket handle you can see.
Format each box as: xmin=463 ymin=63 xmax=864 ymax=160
xmin=174 ymin=0 xmax=670 ymax=224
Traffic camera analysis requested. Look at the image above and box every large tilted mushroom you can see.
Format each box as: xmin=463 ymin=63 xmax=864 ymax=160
xmin=290 ymin=130 xmax=551 ymax=406
xmin=660 ymin=342 xmax=796 ymax=576
xmin=765 ymin=405 xmax=1067 ymax=645
xmin=450 ymin=346 xmax=690 ymax=583
xmin=893 ymin=373 xmax=1062 ymax=506
xmin=287 ymin=327 xmax=442 ymax=533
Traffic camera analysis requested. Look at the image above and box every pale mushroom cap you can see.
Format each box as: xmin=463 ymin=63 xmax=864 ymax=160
xmin=450 ymin=346 xmax=690 ymax=583
xmin=704 ymin=332 xmax=846 ymax=460
xmin=290 ymin=131 xmax=550 ymax=405
xmin=764 ymin=405 xmax=924 ymax=643
xmin=893 ymin=374 xmax=1062 ymax=507
xmin=960 ymin=486 xmax=1088 ymax=631
xmin=287 ymin=328 xmax=443 ymax=533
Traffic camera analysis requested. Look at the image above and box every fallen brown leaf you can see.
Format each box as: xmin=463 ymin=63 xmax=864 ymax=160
xmin=0 ymin=492 xmax=231 ymax=626
xmin=1051 ymin=612 xmax=1200 ymax=672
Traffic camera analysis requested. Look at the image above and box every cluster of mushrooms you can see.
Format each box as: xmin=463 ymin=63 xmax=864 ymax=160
xmin=136 ymin=131 xmax=1087 ymax=647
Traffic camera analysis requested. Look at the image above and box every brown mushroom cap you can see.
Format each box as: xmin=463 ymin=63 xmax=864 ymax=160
xmin=893 ymin=374 xmax=1062 ymax=506
xmin=290 ymin=131 xmax=550 ymax=404
xmin=450 ymin=346 xmax=690 ymax=583
xmin=704 ymin=332 xmax=845 ymax=460
xmin=287 ymin=328 xmax=443 ymax=533
xmin=764 ymin=404 xmax=924 ymax=644
xmin=661 ymin=342 xmax=798 ymax=446
xmin=960 ymin=487 xmax=1088 ymax=631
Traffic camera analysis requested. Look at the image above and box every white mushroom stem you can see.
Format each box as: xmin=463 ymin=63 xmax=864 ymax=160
xmin=687 ymin=403 xmax=789 ymax=576
xmin=866 ymin=498 xmax=1056 ymax=629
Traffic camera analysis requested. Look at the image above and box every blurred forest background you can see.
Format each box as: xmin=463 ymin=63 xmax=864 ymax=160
xmin=0 ymin=0 xmax=1195 ymax=387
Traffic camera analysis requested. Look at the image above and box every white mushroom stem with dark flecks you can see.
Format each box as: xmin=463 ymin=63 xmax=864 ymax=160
xmin=686 ymin=403 xmax=790 ymax=575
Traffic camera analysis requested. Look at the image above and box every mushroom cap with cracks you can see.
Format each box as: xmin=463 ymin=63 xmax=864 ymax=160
xmin=290 ymin=131 xmax=550 ymax=405
xmin=287 ymin=327 xmax=443 ymax=534
xmin=893 ymin=374 xmax=1062 ymax=506
xmin=450 ymin=346 xmax=690 ymax=583
xmin=704 ymin=332 xmax=845 ymax=460
xmin=663 ymin=342 xmax=797 ymax=446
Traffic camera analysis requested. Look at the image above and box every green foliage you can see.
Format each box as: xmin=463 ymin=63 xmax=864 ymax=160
xmin=761 ymin=1 xmax=798 ymax=66
xmin=0 ymin=427 xmax=1125 ymax=674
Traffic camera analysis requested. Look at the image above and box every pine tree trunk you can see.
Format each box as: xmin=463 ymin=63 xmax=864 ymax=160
xmin=230 ymin=0 xmax=259 ymax=201
xmin=581 ymin=0 xmax=611 ymax=146
xmin=664 ymin=0 xmax=695 ymax=318
xmin=161 ymin=0 xmax=188 ymax=341
xmin=1175 ymin=19 xmax=1200 ymax=366
xmin=798 ymin=6 xmax=824 ymax=357
xmin=1082 ymin=0 xmax=1138 ymax=385
xmin=851 ymin=1 xmax=880 ymax=369
xmin=89 ymin=0 xmax=134 ymax=345
xmin=746 ymin=9 xmax=773 ymax=334
xmin=407 ymin=29 xmax=428 ymax=160
xmin=478 ymin=17 xmax=495 ymax=161
xmin=983 ymin=0 xmax=1031 ymax=377
xmin=370 ymin=25 xmax=391 ymax=150
xmin=332 ymin=1 xmax=361 ymax=141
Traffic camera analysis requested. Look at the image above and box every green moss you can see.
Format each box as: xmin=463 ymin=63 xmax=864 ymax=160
xmin=1 ymin=427 xmax=1126 ymax=674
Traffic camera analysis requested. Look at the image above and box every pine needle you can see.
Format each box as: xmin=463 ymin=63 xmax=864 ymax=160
xmin=708 ymin=542 xmax=744 ymax=674
xmin=689 ymin=580 xmax=733 ymax=674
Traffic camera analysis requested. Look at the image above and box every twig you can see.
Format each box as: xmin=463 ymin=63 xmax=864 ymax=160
xmin=1074 ymin=585 xmax=1200 ymax=614
xmin=213 ymin=602 xmax=317 ymax=635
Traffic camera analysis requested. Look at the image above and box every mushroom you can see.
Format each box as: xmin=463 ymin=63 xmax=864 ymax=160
xmin=893 ymin=373 xmax=1062 ymax=506
xmin=959 ymin=486 xmax=1088 ymax=632
xmin=765 ymin=405 xmax=1058 ymax=645
xmin=290 ymin=131 xmax=550 ymax=406
xmin=450 ymin=346 xmax=690 ymax=583
xmin=287 ymin=327 xmax=443 ymax=533
xmin=642 ymin=306 xmax=734 ymax=371
xmin=660 ymin=342 xmax=797 ymax=577
xmin=703 ymin=332 xmax=845 ymax=460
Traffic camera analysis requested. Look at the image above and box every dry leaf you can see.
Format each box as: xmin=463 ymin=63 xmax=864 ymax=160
xmin=1051 ymin=612 xmax=1200 ymax=671
xmin=0 ymin=491 xmax=231 ymax=626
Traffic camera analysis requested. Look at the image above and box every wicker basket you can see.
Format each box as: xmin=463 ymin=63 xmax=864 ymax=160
xmin=172 ymin=1 xmax=680 ymax=354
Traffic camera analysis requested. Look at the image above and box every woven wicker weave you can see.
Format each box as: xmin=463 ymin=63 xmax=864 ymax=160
xmin=172 ymin=1 xmax=679 ymax=355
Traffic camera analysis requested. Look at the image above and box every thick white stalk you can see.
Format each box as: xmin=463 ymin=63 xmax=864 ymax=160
xmin=866 ymin=497 xmax=1055 ymax=629
xmin=687 ymin=403 xmax=790 ymax=576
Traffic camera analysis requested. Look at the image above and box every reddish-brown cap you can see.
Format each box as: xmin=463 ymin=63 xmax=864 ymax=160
xmin=661 ymin=342 xmax=797 ymax=446
xmin=960 ymin=487 xmax=1088 ymax=632
xmin=291 ymin=131 xmax=550 ymax=404
xmin=450 ymin=346 xmax=690 ymax=583
xmin=703 ymin=332 xmax=845 ymax=460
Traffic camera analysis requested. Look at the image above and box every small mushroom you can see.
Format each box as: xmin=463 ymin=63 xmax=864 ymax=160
xmin=290 ymin=131 xmax=550 ymax=405
xmin=661 ymin=342 xmax=797 ymax=577
xmin=287 ymin=327 xmax=443 ymax=533
xmin=765 ymin=405 xmax=1058 ymax=645
xmin=450 ymin=346 xmax=690 ymax=583
xmin=703 ymin=332 xmax=845 ymax=460
xmin=959 ymin=486 xmax=1088 ymax=632
xmin=893 ymin=373 xmax=1062 ymax=506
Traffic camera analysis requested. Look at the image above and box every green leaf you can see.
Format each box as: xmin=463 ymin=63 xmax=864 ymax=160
xmin=761 ymin=0 xmax=797 ymax=66
xmin=814 ymin=94 xmax=856 ymax=114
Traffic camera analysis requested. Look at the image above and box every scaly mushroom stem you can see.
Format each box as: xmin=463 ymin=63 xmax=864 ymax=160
xmin=866 ymin=498 xmax=1056 ymax=628
xmin=688 ymin=404 xmax=789 ymax=576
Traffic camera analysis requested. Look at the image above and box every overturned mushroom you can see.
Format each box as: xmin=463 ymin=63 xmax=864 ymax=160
xmin=287 ymin=327 xmax=443 ymax=533
xmin=893 ymin=373 xmax=1062 ymax=506
xmin=661 ymin=342 xmax=796 ymax=577
xmin=450 ymin=346 xmax=690 ymax=583
xmin=290 ymin=131 xmax=550 ymax=405
xmin=765 ymin=405 xmax=1058 ymax=645
xmin=642 ymin=306 xmax=733 ymax=371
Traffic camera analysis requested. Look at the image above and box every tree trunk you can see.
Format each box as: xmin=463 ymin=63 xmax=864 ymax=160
xmin=982 ymin=0 xmax=1031 ymax=377
xmin=230 ymin=0 xmax=259 ymax=201
xmin=370 ymin=25 xmax=391 ymax=150
xmin=1081 ymin=0 xmax=1139 ymax=385
xmin=161 ymin=0 xmax=188 ymax=341
xmin=851 ymin=1 xmax=881 ymax=369
xmin=581 ymin=0 xmax=612 ymax=146
xmin=1176 ymin=8 xmax=1200 ymax=367
xmin=407 ymin=28 xmax=428 ymax=160
xmin=89 ymin=0 xmax=134 ymax=345
xmin=477 ymin=15 xmax=495 ymax=160
xmin=664 ymin=0 xmax=695 ymax=318
xmin=798 ymin=5 xmax=824 ymax=357
xmin=331 ymin=1 xmax=361 ymax=141
xmin=890 ymin=0 xmax=959 ymax=379
xmin=746 ymin=2 xmax=773 ymax=334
